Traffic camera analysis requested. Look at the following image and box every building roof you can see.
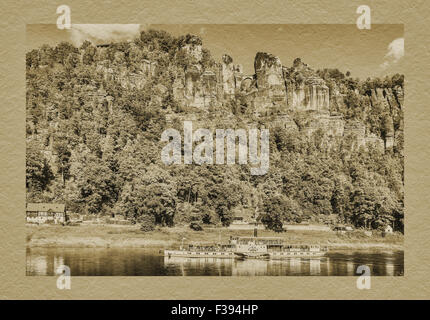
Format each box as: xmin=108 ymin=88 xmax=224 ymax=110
xmin=26 ymin=203 xmax=65 ymax=212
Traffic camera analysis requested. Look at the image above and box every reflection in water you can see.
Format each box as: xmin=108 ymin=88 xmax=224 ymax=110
xmin=386 ymin=262 xmax=394 ymax=276
xmin=232 ymin=259 xmax=268 ymax=276
xmin=26 ymin=247 xmax=404 ymax=276
xmin=346 ymin=260 xmax=354 ymax=274
xmin=310 ymin=259 xmax=321 ymax=275
xmin=289 ymin=258 xmax=302 ymax=274
xmin=30 ymin=256 xmax=47 ymax=275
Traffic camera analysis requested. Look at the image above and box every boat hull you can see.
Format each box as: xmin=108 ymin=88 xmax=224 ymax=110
xmin=235 ymin=252 xmax=270 ymax=259
xmin=164 ymin=250 xmax=327 ymax=259
xmin=164 ymin=250 xmax=235 ymax=258
xmin=269 ymin=251 xmax=327 ymax=259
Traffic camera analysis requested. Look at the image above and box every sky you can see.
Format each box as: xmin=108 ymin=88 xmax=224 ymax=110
xmin=26 ymin=24 xmax=404 ymax=79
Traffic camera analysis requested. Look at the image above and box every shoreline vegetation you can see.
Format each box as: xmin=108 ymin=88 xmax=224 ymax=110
xmin=26 ymin=28 xmax=404 ymax=238
xmin=26 ymin=224 xmax=403 ymax=252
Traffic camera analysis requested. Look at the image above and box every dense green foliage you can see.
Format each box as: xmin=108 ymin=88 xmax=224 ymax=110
xmin=26 ymin=29 xmax=404 ymax=232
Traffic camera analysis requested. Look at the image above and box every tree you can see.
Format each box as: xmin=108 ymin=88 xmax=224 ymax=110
xmin=260 ymin=192 xmax=288 ymax=232
xmin=202 ymin=168 xmax=242 ymax=226
xmin=55 ymin=42 xmax=78 ymax=65
xmin=67 ymin=148 xmax=118 ymax=214
xmin=82 ymin=42 xmax=97 ymax=65
xmin=140 ymin=183 xmax=176 ymax=226
xmin=39 ymin=44 xmax=55 ymax=67
xmin=65 ymin=52 xmax=80 ymax=69
xmin=331 ymin=176 xmax=352 ymax=223
xmin=26 ymin=49 xmax=40 ymax=68
xmin=139 ymin=214 xmax=156 ymax=232
xmin=282 ymin=198 xmax=303 ymax=222
xmin=26 ymin=143 xmax=54 ymax=194
xmin=116 ymin=165 xmax=177 ymax=226
xmin=25 ymin=29 xmax=404 ymax=233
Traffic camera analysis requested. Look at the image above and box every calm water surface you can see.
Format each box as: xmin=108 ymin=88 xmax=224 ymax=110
xmin=26 ymin=247 xmax=403 ymax=276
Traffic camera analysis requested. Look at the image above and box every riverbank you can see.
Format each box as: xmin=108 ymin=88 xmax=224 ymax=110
xmin=26 ymin=224 xmax=404 ymax=251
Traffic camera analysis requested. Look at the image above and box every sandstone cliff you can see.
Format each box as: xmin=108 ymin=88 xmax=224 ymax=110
xmin=171 ymin=51 xmax=333 ymax=115
xmin=32 ymin=40 xmax=402 ymax=154
xmin=283 ymin=59 xmax=330 ymax=112
xmin=94 ymin=46 xmax=403 ymax=153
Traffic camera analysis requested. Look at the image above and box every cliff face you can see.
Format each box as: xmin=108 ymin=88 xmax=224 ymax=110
xmin=288 ymin=78 xmax=330 ymax=112
xmin=173 ymin=51 xmax=332 ymax=113
xmin=368 ymin=86 xmax=404 ymax=150
xmin=94 ymin=46 xmax=401 ymax=152
xmin=283 ymin=60 xmax=330 ymax=112
xmin=221 ymin=54 xmax=236 ymax=96
xmin=184 ymin=64 xmax=204 ymax=107
xmin=25 ymin=34 xmax=404 ymax=231
xmin=254 ymin=52 xmax=287 ymax=105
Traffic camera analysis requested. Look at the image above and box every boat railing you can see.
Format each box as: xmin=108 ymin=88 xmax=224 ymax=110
xmin=185 ymin=241 xmax=328 ymax=253
xmin=282 ymin=244 xmax=328 ymax=252
xmin=187 ymin=244 xmax=236 ymax=252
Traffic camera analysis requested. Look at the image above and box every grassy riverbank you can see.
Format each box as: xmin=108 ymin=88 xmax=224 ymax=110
xmin=26 ymin=224 xmax=403 ymax=251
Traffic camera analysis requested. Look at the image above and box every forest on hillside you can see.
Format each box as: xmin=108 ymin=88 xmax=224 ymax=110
xmin=26 ymin=29 xmax=404 ymax=232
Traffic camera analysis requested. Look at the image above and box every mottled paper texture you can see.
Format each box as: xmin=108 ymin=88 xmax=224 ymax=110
xmin=1 ymin=0 xmax=430 ymax=299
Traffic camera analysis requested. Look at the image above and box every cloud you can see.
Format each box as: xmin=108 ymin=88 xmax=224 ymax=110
xmin=70 ymin=24 xmax=141 ymax=46
xmin=385 ymin=38 xmax=404 ymax=61
xmin=380 ymin=38 xmax=404 ymax=69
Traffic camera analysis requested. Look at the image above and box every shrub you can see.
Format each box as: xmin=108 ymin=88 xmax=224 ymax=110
xmin=140 ymin=215 xmax=156 ymax=232
xmin=190 ymin=222 xmax=203 ymax=231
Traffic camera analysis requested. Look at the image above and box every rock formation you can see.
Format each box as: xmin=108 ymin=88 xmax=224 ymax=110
xmin=283 ymin=59 xmax=330 ymax=112
xmin=289 ymin=77 xmax=330 ymax=112
xmin=96 ymin=45 xmax=402 ymax=152
xmin=184 ymin=64 xmax=203 ymax=107
xmin=221 ymin=54 xmax=236 ymax=97
xmin=254 ymin=52 xmax=287 ymax=106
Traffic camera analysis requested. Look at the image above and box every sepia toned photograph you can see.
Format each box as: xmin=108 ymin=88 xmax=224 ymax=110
xmin=25 ymin=23 xmax=404 ymax=277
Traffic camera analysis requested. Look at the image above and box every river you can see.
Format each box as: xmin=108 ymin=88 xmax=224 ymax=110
xmin=26 ymin=247 xmax=403 ymax=276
